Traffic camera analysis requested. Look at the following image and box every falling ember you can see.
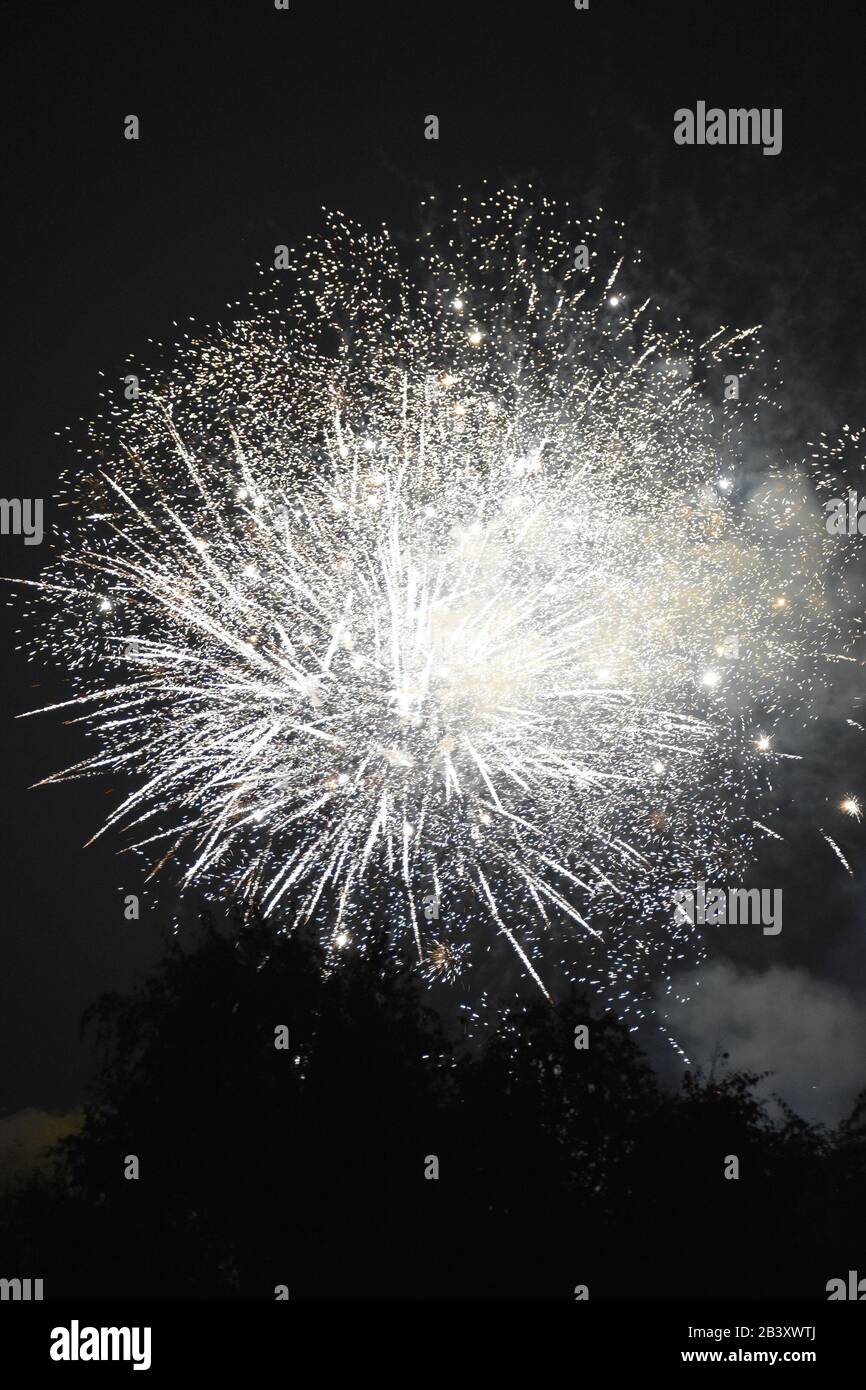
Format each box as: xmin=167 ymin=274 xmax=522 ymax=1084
xmin=10 ymin=189 xmax=863 ymax=1029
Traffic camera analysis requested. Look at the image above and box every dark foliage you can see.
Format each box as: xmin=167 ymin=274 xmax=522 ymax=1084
xmin=2 ymin=920 xmax=864 ymax=1300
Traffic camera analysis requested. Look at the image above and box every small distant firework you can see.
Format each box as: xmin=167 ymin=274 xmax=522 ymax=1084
xmin=419 ymin=940 xmax=469 ymax=986
xmin=12 ymin=189 xmax=863 ymax=1030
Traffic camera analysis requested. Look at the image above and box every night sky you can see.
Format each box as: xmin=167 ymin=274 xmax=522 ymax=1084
xmin=3 ymin=0 xmax=866 ymax=1145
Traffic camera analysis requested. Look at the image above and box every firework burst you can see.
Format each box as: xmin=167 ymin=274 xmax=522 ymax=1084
xmin=12 ymin=189 xmax=863 ymax=1028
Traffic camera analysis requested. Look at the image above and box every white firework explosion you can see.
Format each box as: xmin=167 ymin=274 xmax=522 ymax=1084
xmin=13 ymin=189 xmax=863 ymax=1027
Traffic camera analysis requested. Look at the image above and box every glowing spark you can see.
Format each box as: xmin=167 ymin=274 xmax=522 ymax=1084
xmin=821 ymin=831 xmax=853 ymax=874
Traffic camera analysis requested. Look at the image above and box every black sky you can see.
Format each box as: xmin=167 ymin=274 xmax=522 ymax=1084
xmin=2 ymin=0 xmax=866 ymax=1120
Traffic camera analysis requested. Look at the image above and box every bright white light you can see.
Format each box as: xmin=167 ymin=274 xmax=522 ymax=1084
xmin=24 ymin=189 xmax=858 ymax=1022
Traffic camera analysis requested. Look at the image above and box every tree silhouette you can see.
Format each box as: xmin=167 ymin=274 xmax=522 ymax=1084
xmin=1 ymin=916 xmax=863 ymax=1300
